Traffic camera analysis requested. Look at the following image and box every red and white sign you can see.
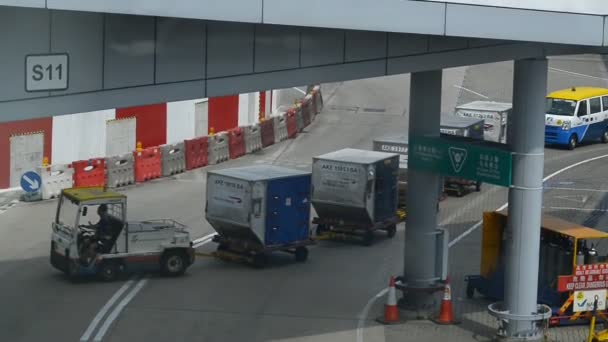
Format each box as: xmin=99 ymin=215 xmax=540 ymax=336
xmin=558 ymin=264 xmax=608 ymax=292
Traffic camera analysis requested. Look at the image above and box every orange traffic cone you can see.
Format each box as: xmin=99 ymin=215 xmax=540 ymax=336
xmin=432 ymin=277 xmax=459 ymax=325
xmin=376 ymin=276 xmax=403 ymax=324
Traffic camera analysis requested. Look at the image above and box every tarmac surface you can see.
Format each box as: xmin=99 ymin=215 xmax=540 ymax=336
xmin=2 ymin=55 xmax=608 ymax=342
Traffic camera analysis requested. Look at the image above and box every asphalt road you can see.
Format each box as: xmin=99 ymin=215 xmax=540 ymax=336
xmin=2 ymin=55 xmax=608 ymax=342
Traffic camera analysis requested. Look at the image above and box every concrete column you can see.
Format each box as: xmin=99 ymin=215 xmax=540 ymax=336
xmin=505 ymin=58 xmax=547 ymax=337
xmin=403 ymin=70 xmax=442 ymax=308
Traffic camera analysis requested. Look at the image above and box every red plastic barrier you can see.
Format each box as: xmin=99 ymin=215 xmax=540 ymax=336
xmin=301 ymin=99 xmax=312 ymax=127
xmin=72 ymin=158 xmax=106 ymax=188
xmin=260 ymin=119 xmax=275 ymax=147
xmin=134 ymin=147 xmax=161 ymax=183
xmin=228 ymin=128 xmax=246 ymax=159
xmin=286 ymin=109 xmax=298 ymax=139
xmin=184 ymin=136 xmax=209 ymax=170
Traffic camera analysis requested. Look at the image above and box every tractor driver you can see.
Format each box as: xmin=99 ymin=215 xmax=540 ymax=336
xmin=95 ymin=204 xmax=117 ymax=253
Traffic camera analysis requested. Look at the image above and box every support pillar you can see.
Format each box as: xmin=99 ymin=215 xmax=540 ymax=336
xmin=401 ymin=70 xmax=443 ymax=312
xmin=492 ymin=58 xmax=550 ymax=340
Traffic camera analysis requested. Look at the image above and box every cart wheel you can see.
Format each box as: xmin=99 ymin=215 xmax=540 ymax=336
xmin=216 ymin=243 xmax=229 ymax=252
xmin=457 ymin=185 xmax=465 ymax=197
xmin=475 ymin=182 xmax=482 ymax=192
xmin=386 ymin=225 xmax=397 ymax=238
xmin=466 ymin=282 xmax=475 ymax=299
xmin=362 ymin=230 xmax=374 ymax=247
xmin=294 ymin=247 xmax=308 ymax=262
xmin=98 ymin=261 xmax=119 ymax=282
xmin=161 ymin=251 xmax=187 ymax=277
xmin=252 ymin=254 xmax=267 ymax=269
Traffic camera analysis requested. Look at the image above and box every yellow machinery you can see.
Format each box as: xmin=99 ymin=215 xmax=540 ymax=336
xmin=466 ymin=211 xmax=608 ymax=326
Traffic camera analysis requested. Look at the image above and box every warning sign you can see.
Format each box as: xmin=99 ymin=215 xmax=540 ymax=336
xmin=573 ymin=289 xmax=607 ymax=312
xmin=558 ymin=264 xmax=608 ymax=292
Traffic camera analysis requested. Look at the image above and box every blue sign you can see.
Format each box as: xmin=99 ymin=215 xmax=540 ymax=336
xmin=20 ymin=171 xmax=41 ymax=193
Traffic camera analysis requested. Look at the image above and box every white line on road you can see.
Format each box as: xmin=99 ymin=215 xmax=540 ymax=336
xmin=80 ymin=278 xmax=135 ymax=341
xmin=93 ymin=278 xmax=148 ymax=342
xmin=545 ymin=206 xmax=608 ymax=212
xmin=449 ymin=153 xmax=608 ymax=247
xmin=452 ymin=85 xmax=489 ymax=99
xmin=81 ymin=233 xmax=216 ymax=341
xmin=545 ymin=186 xmax=608 ymax=193
xmin=293 ymin=87 xmax=307 ymax=95
xmin=549 ymin=67 xmax=608 ymax=81
xmin=356 ymin=288 xmax=388 ymax=342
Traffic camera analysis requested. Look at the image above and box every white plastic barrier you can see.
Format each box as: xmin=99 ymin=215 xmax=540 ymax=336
xmin=242 ymin=124 xmax=263 ymax=154
xmin=106 ymin=153 xmax=135 ymax=188
xmin=313 ymin=85 xmax=324 ymax=114
xmin=37 ymin=164 xmax=73 ymax=200
xmin=208 ymin=132 xmax=229 ymax=165
xmin=161 ymin=142 xmax=186 ymax=177
xmin=272 ymin=112 xmax=288 ymax=142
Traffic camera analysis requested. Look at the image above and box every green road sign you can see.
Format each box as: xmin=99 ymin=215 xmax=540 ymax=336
xmin=409 ymin=135 xmax=513 ymax=187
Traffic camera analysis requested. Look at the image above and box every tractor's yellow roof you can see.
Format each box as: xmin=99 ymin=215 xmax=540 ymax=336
xmin=62 ymin=187 xmax=126 ymax=203
xmin=547 ymin=87 xmax=608 ymax=101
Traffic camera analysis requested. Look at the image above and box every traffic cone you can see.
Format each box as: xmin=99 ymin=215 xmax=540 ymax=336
xmin=376 ymin=276 xmax=402 ymax=324
xmin=432 ymin=277 xmax=459 ymax=325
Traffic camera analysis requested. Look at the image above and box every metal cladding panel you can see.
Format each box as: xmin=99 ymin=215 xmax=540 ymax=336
xmin=50 ymin=11 xmax=103 ymax=95
xmin=208 ymin=95 xmax=239 ymax=133
xmin=0 ymin=0 xmax=44 ymax=7
xmin=206 ymin=22 xmax=254 ymax=78
xmin=9 ymin=132 xmax=44 ymax=188
xmin=52 ymin=109 xmax=115 ymax=164
xmin=106 ymin=117 xmax=136 ymax=157
xmin=345 ymin=31 xmax=387 ymax=62
xmin=254 ymin=25 xmax=300 ymax=73
xmin=194 ymin=100 xmax=208 ymax=137
xmin=0 ymin=117 xmax=52 ymax=188
xmin=0 ymin=7 xmax=49 ymax=102
xmin=388 ymin=33 xmax=428 ymax=57
xmin=445 ymin=3 xmax=604 ymax=46
xmin=167 ymin=99 xmax=202 ymax=144
xmin=300 ymin=27 xmax=344 ymax=67
xmin=156 ymin=18 xmax=206 ymax=84
xmin=263 ymin=0 xmax=446 ymax=35
xmin=104 ymin=14 xmax=155 ymax=89
xmin=116 ymin=103 xmax=167 ymax=148
xmin=46 ymin=0 xmax=264 ymax=23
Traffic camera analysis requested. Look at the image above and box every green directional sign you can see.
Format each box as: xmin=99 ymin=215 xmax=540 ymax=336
xmin=409 ymin=135 xmax=513 ymax=187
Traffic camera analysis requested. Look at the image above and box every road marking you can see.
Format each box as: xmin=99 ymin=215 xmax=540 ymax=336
xmin=356 ymin=288 xmax=388 ymax=342
xmin=450 ymin=153 xmax=608 ymax=247
xmin=545 ymin=206 xmax=608 ymax=212
xmin=81 ymin=233 xmax=216 ymax=341
xmin=93 ymin=278 xmax=148 ymax=342
xmin=80 ymin=278 xmax=136 ymax=341
xmin=452 ymin=85 xmax=489 ymax=99
xmin=545 ymin=186 xmax=608 ymax=193
xmin=553 ymin=195 xmax=589 ymax=203
xmin=549 ymin=67 xmax=608 ymax=81
xmin=293 ymin=87 xmax=307 ymax=95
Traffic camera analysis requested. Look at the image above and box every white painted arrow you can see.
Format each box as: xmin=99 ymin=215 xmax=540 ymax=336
xmin=23 ymin=175 xmax=40 ymax=190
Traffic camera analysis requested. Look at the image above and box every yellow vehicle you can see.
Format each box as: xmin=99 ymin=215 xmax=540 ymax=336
xmin=545 ymin=87 xmax=608 ymax=149
xmin=465 ymin=211 xmax=608 ymax=326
